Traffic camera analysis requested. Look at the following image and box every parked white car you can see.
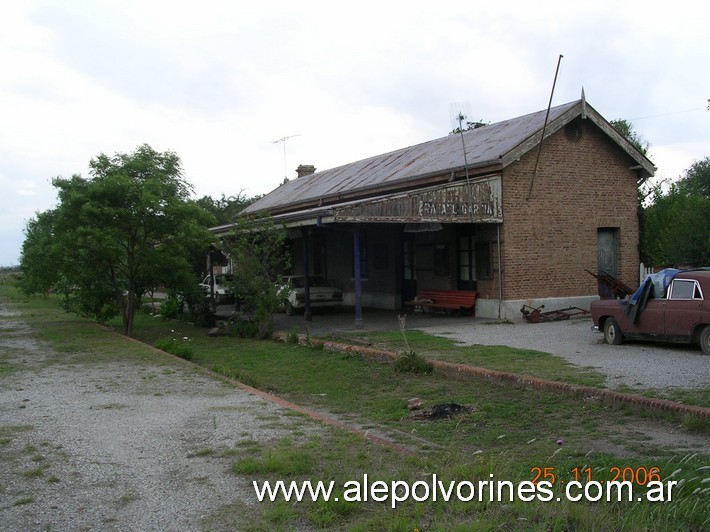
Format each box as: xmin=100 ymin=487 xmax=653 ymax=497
xmin=199 ymin=274 xmax=234 ymax=304
xmin=282 ymin=275 xmax=343 ymax=315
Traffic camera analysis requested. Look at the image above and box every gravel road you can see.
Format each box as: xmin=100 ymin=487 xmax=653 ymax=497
xmin=0 ymin=308 xmax=321 ymax=531
xmin=420 ymin=318 xmax=709 ymax=390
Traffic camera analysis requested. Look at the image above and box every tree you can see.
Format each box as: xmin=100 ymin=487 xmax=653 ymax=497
xmin=221 ymin=214 xmax=290 ymax=339
xmin=19 ymin=210 xmax=60 ymax=296
xmin=676 ymin=158 xmax=710 ymax=199
xmin=610 ymin=117 xmax=655 ymax=210
xmin=21 ymin=144 xmax=215 ymax=336
xmin=610 ymin=118 xmax=650 ymax=158
xmin=641 ymin=157 xmax=710 ymax=267
xmin=194 ymin=193 xmax=259 ymax=226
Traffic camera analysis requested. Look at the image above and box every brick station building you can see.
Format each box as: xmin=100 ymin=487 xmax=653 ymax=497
xmin=212 ymin=96 xmax=655 ymax=322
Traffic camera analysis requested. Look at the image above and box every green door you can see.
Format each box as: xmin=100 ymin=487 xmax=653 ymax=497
xmin=597 ymin=228 xmax=618 ymax=298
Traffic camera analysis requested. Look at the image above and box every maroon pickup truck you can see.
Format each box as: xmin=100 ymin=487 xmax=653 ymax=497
xmin=591 ymin=269 xmax=710 ymax=355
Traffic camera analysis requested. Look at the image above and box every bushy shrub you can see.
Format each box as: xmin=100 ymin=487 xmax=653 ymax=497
xmin=159 ymin=288 xmax=215 ymax=328
xmin=229 ymin=317 xmax=262 ymax=339
xmin=222 ymin=214 xmax=289 ymax=339
xmin=159 ymin=296 xmax=181 ymax=319
xmin=59 ymin=288 xmax=118 ymax=325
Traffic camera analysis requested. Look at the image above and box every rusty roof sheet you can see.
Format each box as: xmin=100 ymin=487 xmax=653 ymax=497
xmin=244 ymin=100 xmax=581 ymax=215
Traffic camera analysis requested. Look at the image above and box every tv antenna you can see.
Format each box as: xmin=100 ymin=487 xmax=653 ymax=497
xmin=449 ymin=101 xmax=474 ymax=132
xmin=449 ymin=102 xmax=475 ymax=220
xmin=272 ymin=133 xmax=302 ymax=180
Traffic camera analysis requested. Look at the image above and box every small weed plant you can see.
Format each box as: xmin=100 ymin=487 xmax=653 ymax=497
xmin=286 ymin=327 xmax=300 ymax=344
xmin=393 ymin=350 xmax=433 ymax=374
xmin=682 ymin=413 xmax=710 ymax=434
xmin=398 ymin=314 xmax=412 ymax=352
xmin=393 ymin=315 xmax=433 ymax=374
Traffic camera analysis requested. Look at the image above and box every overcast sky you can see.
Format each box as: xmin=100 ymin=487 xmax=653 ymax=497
xmin=1 ymin=1 xmax=708 ymax=266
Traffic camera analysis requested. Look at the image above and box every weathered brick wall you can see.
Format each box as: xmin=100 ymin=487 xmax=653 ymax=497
xmin=500 ymin=119 xmax=640 ymax=300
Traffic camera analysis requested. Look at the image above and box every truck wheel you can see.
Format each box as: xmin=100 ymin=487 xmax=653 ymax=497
xmin=603 ymin=318 xmax=623 ymax=345
xmin=700 ymin=326 xmax=710 ymax=356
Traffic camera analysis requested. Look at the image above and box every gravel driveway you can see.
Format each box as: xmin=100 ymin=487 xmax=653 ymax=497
xmin=419 ymin=318 xmax=709 ymax=390
xmin=0 ymin=308 xmax=321 ymax=531
xmin=275 ymin=308 xmax=709 ymax=391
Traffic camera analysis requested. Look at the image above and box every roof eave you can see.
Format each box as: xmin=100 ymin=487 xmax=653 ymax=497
xmin=500 ymin=100 xmax=656 ymax=179
xmin=209 ymin=207 xmax=337 ymax=235
xmin=247 ymin=161 xmax=504 ymax=217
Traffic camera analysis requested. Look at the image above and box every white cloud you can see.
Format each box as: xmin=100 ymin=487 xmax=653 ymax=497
xmin=0 ymin=0 xmax=708 ymax=265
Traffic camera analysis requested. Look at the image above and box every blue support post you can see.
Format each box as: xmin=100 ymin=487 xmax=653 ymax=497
xmin=353 ymin=225 xmax=363 ymax=329
xmin=302 ymin=228 xmax=312 ymax=322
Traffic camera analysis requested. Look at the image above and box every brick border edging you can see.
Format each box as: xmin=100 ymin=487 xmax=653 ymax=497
xmin=275 ymin=331 xmax=710 ymax=421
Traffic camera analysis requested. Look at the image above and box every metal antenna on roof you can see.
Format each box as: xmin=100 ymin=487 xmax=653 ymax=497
xmin=449 ymin=102 xmax=475 ymax=221
xmin=272 ymin=133 xmax=302 ymax=181
xmin=527 ymin=54 xmax=563 ymax=201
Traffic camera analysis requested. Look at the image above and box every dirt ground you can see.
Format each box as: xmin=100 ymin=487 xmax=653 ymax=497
xmin=0 ymin=307 xmax=322 ymax=530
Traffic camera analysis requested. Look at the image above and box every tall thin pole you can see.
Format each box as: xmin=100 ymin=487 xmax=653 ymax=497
xmin=527 ymin=54 xmax=563 ymax=200
xmin=497 ymin=223 xmax=503 ymax=319
xmin=456 ymin=113 xmax=475 ymax=221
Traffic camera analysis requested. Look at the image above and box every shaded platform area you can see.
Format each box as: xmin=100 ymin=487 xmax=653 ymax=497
xmin=215 ymin=304 xmax=488 ymax=336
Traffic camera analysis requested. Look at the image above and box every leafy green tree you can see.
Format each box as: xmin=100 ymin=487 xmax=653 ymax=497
xmin=21 ymin=144 xmax=215 ymax=336
xmin=641 ymin=157 xmax=710 ymax=267
xmin=222 ymin=214 xmax=289 ymax=339
xmin=19 ymin=210 xmax=61 ymax=296
xmin=676 ymin=158 xmax=710 ymax=198
xmin=194 ymin=193 xmax=260 ymax=226
xmin=610 ymin=118 xmax=650 ymax=159
xmin=610 ymin=118 xmax=654 ymax=210
xmin=610 ymin=117 xmax=659 ymax=262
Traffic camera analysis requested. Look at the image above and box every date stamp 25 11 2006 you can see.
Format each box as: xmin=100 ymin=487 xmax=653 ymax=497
xmin=531 ymin=466 xmax=662 ymax=486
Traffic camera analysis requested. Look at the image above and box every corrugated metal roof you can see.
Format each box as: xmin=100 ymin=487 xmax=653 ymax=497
xmin=250 ymin=96 xmax=666 ymax=219
xmin=245 ymin=101 xmax=581 ymax=215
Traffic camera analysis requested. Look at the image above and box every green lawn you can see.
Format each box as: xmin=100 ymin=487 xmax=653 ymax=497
xmin=1 ymin=280 xmax=708 ymax=530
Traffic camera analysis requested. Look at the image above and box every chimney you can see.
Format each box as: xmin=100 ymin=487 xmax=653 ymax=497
xmin=296 ymin=164 xmax=316 ymax=178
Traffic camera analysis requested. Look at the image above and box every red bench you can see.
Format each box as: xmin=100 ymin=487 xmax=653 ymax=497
xmin=404 ymin=289 xmax=477 ymax=316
